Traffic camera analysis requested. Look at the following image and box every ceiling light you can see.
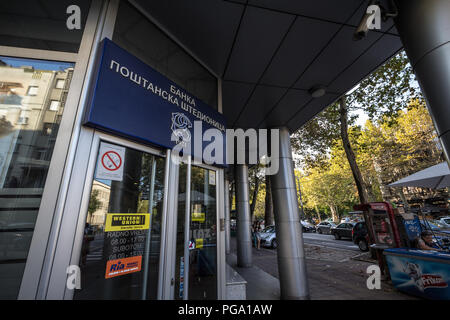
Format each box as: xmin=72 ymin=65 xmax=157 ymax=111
xmin=308 ymin=85 xmax=326 ymax=98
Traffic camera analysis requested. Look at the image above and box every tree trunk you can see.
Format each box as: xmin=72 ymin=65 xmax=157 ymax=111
xmin=314 ymin=205 xmax=321 ymax=223
xmin=264 ymin=175 xmax=274 ymax=226
xmin=330 ymin=205 xmax=339 ymax=223
xmin=399 ymin=187 xmax=410 ymax=211
xmin=339 ymin=96 xmax=370 ymax=204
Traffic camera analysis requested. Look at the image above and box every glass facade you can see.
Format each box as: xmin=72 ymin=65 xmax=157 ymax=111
xmin=188 ymin=166 xmax=217 ymax=299
xmin=0 ymin=56 xmax=74 ymax=299
xmin=74 ymin=142 xmax=166 ymax=300
xmin=0 ymin=1 xmax=223 ymax=300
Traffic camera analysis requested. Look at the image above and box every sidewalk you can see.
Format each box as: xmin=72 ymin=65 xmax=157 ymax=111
xmin=226 ymin=252 xmax=280 ymax=300
xmin=227 ymin=236 xmax=417 ymax=300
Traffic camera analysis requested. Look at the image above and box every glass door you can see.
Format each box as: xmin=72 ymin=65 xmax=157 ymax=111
xmin=188 ymin=166 xmax=217 ymax=299
xmin=173 ymin=163 xmax=217 ymax=300
xmin=74 ymin=139 xmax=166 ymax=300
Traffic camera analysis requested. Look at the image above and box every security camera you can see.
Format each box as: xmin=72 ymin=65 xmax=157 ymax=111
xmin=353 ymin=1 xmax=381 ymax=41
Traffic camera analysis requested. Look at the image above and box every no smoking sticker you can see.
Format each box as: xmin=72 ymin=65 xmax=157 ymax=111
xmin=96 ymin=142 xmax=125 ymax=181
xmin=102 ymin=151 xmax=122 ymax=171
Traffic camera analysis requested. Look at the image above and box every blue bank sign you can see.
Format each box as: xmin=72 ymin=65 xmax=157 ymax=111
xmin=83 ymin=38 xmax=226 ymax=165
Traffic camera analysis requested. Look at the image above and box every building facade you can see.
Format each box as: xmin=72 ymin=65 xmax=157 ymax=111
xmin=0 ymin=0 xmax=226 ymax=300
xmin=1 ymin=0 xmax=449 ymax=301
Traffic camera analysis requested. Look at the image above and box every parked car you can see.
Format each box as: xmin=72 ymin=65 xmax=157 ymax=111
xmin=301 ymin=220 xmax=315 ymax=233
xmin=432 ymin=219 xmax=449 ymax=230
xmin=352 ymin=221 xmax=369 ymax=252
xmin=330 ymin=222 xmax=355 ymax=240
xmin=419 ymin=219 xmax=450 ymax=238
xmin=315 ymin=221 xmax=336 ymax=234
xmin=257 ymin=225 xmax=277 ymax=249
xmin=436 ymin=216 xmax=450 ymax=228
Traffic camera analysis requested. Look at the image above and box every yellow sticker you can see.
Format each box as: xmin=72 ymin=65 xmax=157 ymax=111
xmin=105 ymin=213 xmax=150 ymax=232
xmin=195 ymin=238 xmax=204 ymax=249
xmin=191 ymin=212 xmax=205 ymax=223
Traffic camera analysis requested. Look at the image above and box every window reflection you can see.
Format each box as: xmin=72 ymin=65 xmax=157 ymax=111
xmin=0 ymin=56 xmax=74 ymax=299
xmin=188 ymin=167 xmax=217 ymax=300
xmin=74 ymin=145 xmax=165 ymax=300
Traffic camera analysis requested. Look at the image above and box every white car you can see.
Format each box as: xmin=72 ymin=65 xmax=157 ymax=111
xmin=437 ymin=217 xmax=450 ymax=228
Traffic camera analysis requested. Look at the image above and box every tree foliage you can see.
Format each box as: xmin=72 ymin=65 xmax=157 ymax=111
xmin=290 ymin=50 xmax=444 ymax=220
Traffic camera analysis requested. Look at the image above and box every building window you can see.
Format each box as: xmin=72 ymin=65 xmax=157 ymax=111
xmin=0 ymin=55 xmax=75 ymax=299
xmin=26 ymin=85 xmax=38 ymax=96
xmin=49 ymin=100 xmax=60 ymax=111
xmin=55 ymin=79 xmax=65 ymax=89
xmin=17 ymin=116 xmax=28 ymax=124
xmin=43 ymin=123 xmax=53 ymax=136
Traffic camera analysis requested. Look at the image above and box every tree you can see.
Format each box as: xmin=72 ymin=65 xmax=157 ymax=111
xmin=292 ymin=51 xmax=423 ymax=205
xmin=264 ymin=175 xmax=274 ymax=226
xmin=358 ymin=101 xmax=443 ymax=204
xmin=347 ymin=51 xmax=422 ymax=121
xmin=291 ymin=103 xmax=341 ymax=170
xmin=88 ymin=189 xmax=102 ymax=224
xmin=339 ymin=96 xmax=369 ymax=204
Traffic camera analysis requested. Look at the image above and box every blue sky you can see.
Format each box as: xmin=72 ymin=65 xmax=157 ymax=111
xmin=0 ymin=56 xmax=74 ymax=71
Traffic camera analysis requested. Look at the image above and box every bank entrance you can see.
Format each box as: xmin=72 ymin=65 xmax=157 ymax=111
xmin=71 ymin=132 xmax=221 ymax=299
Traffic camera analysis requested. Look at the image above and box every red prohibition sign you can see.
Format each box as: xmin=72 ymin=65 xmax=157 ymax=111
xmin=101 ymin=151 xmax=122 ymax=171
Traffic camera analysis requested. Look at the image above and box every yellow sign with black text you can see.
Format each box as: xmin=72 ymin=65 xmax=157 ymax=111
xmin=105 ymin=213 xmax=150 ymax=232
xmin=191 ymin=212 xmax=205 ymax=223
xmin=195 ymin=238 xmax=204 ymax=249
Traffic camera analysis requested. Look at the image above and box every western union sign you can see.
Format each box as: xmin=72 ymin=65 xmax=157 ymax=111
xmin=191 ymin=211 xmax=205 ymax=223
xmin=105 ymin=213 xmax=150 ymax=232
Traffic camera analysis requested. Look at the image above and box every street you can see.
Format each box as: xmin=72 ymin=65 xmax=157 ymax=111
xmin=229 ymin=234 xmax=417 ymax=300
xmin=303 ymin=232 xmax=360 ymax=251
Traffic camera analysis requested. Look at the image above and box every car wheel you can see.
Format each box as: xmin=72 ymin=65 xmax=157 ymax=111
xmin=358 ymin=239 xmax=369 ymax=252
xmin=317 ymin=229 xmax=322 ymax=234
xmin=271 ymin=239 xmax=278 ymax=249
xmin=334 ymin=233 xmax=341 ymax=240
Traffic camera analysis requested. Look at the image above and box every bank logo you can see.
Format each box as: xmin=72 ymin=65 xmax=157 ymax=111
xmin=171 ymin=112 xmax=192 ymax=146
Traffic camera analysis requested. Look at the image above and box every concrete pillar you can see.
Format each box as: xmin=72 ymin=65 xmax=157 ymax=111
xmin=224 ymin=177 xmax=231 ymax=255
xmin=270 ymin=127 xmax=310 ymax=300
xmin=394 ymin=0 xmax=450 ymax=165
xmin=235 ymin=164 xmax=252 ymax=267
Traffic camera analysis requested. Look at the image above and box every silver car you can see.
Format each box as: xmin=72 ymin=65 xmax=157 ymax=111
xmin=437 ymin=217 xmax=450 ymax=229
xmin=315 ymin=221 xmax=336 ymax=234
xmin=257 ymin=225 xmax=277 ymax=249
